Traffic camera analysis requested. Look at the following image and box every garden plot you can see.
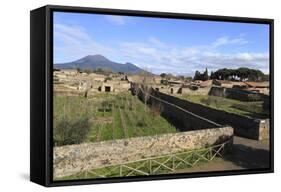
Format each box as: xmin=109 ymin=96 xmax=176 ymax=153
xmin=53 ymin=92 xmax=177 ymax=146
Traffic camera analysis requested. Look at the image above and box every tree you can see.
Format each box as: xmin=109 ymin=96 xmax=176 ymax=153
xmin=193 ymin=70 xmax=201 ymax=80
xmin=177 ymin=75 xmax=185 ymax=81
xmin=211 ymin=67 xmax=265 ymax=81
xmin=193 ymin=68 xmax=209 ymax=81
xmin=76 ymin=67 xmax=82 ymax=73
xmin=203 ymin=68 xmax=209 ymax=80
xmin=84 ymin=68 xmax=94 ymax=74
xmin=53 ymin=97 xmax=91 ymax=146
xmin=185 ymin=76 xmax=192 ymax=82
xmin=139 ymin=69 xmax=152 ymax=113
xmin=237 ymin=67 xmax=248 ymax=81
xmin=104 ymin=77 xmax=112 ymax=82
xmin=160 ymin=73 xmax=167 ymax=78
xmin=96 ymin=67 xmax=104 ymax=73
xmin=210 ymin=71 xmax=214 ymax=79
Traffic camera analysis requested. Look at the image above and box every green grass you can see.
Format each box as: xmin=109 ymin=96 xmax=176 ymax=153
xmin=54 ymin=92 xmax=177 ymax=145
xmin=179 ymin=95 xmax=269 ymax=119
xmin=56 ymin=148 xmax=212 ymax=180
xmin=53 ymin=96 xmax=95 ymax=146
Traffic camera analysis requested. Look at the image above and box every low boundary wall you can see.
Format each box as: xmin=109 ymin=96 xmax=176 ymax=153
xmin=54 ymin=126 xmax=233 ymax=178
xmin=209 ymin=86 xmax=269 ymax=103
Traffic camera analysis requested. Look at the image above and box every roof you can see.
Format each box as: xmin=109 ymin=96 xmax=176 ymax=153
xmin=214 ymin=80 xmax=232 ymax=84
xmin=245 ymin=82 xmax=269 ymax=88
xmin=214 ymin=80 xmax=246 ymax=86
xmin=230 ymin=82 xmax=247 ymax=86
xmin=199 ymin=80 xmax=212 ymax=87
xmin=89 ymin=73 xmax=106 ymax=78
xmin=168 ymin=80 xmax=182 ymax=84
xmin=61 ymin=69 xmax=78 ymax=72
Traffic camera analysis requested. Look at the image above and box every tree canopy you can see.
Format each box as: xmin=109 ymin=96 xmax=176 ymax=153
xmin=210 ymin=67 xmax=265 ymax=81
xmin=193 ymin=68 xmax=209 ymax=81
xmin=194 ymin=67 xmax=266 ymax=82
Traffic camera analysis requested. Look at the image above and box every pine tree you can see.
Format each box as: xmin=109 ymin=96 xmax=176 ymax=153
xmin=203 ymin=68 xmax=209 ymax=80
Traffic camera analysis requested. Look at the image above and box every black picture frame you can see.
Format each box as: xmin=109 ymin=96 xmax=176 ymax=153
xmin=30 ymin=4 xmax=274 ymax=187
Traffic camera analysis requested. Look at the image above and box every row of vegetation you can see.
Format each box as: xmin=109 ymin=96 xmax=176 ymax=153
xmin=194 ymin=67 xmax=268 ymax=81
xmin=53 ymin=93 xmax=177 ymax=146
xmin=160 ymin=67 xmax=268 ymax=83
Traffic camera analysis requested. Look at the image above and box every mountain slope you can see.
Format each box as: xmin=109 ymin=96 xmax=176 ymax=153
xmin=54 ymin=55 xmax=146 ymax=74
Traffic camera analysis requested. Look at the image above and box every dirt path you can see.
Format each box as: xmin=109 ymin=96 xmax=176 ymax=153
xmin=174 ymin=136 xmax=270 ymax=173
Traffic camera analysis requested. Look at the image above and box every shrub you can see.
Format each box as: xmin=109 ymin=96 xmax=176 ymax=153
xmin=248 ymin=94 xmax=261 ymax=102
xmin=136 ymin=115 xmax=147 ymax=127
xmin=53 ymin=96 xmax=92 ymax=146
xmin=136 ymin=120 xmax=147 ymax=127
xmin=150 ymin=103 xmax=162 ymax=118
xmin=200 ymin=97 xmax=211 ymax=106
xmin=200 ymin=96 xmax=219 ymax=108
xmin=104 ymin=77 xmax=112 ymax=82
xmin=54 ymin=116 xmax=90 ymax=146
xmin=98 ymin=100 xmax=113 ymax=114
xmin=231 ymin=102 xmax=265 ymax=115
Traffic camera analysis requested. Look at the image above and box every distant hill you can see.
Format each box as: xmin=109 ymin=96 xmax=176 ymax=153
xmin=54 ymin=55 xmax=147 ymax=74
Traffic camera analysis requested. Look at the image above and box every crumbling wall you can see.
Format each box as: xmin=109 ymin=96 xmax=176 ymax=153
xmin=181 ymin=87 xmax=211 ymax=96
xmin=53 ymin=126 xmax=233 ymax=179
xmin=209 ymin=86 xmax=269 ymax=102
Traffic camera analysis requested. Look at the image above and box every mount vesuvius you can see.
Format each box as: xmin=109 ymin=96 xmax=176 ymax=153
xmin=54 ymin=55 xmax=147 ymax=74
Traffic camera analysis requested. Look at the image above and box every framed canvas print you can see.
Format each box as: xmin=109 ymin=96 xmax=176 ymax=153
xmin=30 ymin=5 xmax=274 ymax=187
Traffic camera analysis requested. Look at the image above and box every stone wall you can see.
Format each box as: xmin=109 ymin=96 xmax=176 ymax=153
xmin=147 ymin=93 xmax=220 ymax=131
xmin=209 ymin=86 xmax=269 ymax=102
xmin=53 ymin=126 xmax=233 ymax=179
xmin=133 ymin=85 xmax=220 ymax=132
xmin=258 ymin=119 xmax=270 ymax=140
xmin=181 ymin=87 xmax=211 ymax=96
xmin=152 ymin=89 xmax=269 ymax=140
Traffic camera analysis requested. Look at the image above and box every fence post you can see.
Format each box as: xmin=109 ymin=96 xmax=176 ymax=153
xmin=172 ymin=155 xmax=175 ymax=171
xmin=149 ymin=159 xmax=152 ymax=174
xmin=120 ymin=165 xmax=123 ymax=176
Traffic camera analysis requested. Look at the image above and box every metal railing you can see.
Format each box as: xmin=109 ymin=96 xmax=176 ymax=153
xmin=73 ymin=139 xmax=231 ymax=179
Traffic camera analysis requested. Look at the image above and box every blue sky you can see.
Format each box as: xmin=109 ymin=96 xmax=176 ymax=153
xmin=54 ymin=11 xmax=269 ymax=75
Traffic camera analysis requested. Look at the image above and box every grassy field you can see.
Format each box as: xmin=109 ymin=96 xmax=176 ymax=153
xmin=53 ymin=92 xmax=177 ymax=146
xmin=179 ymin=95 xmax=269 ymax=119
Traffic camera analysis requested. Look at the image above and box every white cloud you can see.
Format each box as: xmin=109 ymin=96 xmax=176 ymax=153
xmin=148 ymin=37 xmax=167 ymax=47
xmin=54 ymin=23 xmax=115 ymax=63
xmin=118 ymin=37 xmax=268 ymax=75
xmin=200 ymin=52 xmax=269 ymax=73
xmin=104 ymin=15 xmax=126 ymax=26
xmin=54 ymin=24 xmax=269 ymax=75
xmin=54 ymin=24 xmax=90 ymax=41
xmin=212 ymin=36 xmax=248 ymax=47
